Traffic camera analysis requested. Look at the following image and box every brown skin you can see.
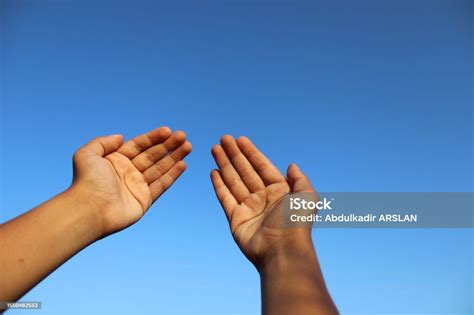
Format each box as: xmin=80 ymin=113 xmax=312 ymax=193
xmin=210 ymin=135 xmax=338 ymax=315
xmin=0 ymin=127 xmax=192 ymax=302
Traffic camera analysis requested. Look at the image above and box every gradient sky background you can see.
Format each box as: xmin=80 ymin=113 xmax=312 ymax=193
xmin=1 ymin=0 xmax=472 ymax=314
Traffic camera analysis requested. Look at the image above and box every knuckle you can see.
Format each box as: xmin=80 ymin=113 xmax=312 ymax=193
xmin=228 ymin=177 xmax=241 ymax=187
xmin=153 ymin=163 xmax=165 ymax=175
xmin=254 ymin=162 xmax=267 ymax=173
xmin=73 ymin=150 xmax=84 ymax=162
xmin=143 ymin=149 xmax=160 ymax=162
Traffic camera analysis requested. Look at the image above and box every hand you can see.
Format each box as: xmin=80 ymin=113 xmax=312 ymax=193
xmin=210 ymin=135 xmax=315 ymax=269
xmin=71 ymin=127 xmax=192 ymax=236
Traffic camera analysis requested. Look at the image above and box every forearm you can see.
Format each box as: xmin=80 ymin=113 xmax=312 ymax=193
xmin=259 ymin=236 xmax=338 ymax=315
xmin=0 ymin=186 xmax=102 ymax=302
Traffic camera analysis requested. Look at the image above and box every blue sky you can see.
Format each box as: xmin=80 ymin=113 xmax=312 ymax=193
xmin=1 ymin=0 xmax=472 ymax=314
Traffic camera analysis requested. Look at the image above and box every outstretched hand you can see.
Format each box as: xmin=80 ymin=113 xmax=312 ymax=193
xmin=72 ymin=127 xmax=192 ymax=236
xmin=210 ymin=135 xmax=314 ymax=268
xmin=0 ymin=127 xmax=192 ymax=302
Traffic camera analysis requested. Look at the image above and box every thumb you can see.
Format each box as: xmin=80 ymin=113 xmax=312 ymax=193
xmin=76 ymin=134 xmax=123 ymax=158
xmin=286 ymin=163 xmax=314 ymax=193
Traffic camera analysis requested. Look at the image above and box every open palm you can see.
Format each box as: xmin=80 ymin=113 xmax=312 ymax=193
xmin=72 ymin=127 xmax=192 ymax=235
xmin=211 ymin=136 xmax=314 ymax=267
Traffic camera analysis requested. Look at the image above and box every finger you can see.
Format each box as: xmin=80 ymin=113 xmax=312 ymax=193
xmin=117 ymin=126 xmax=172 ymax=159
xmin=143 ymin=141 xmax=192 ymax=184
xmin=236 ymin=136 xmax=286 ymax=186
xmin=75 ymin=134 xmax=123 ymax=158
xmin=220 ymin=135 xmax=265 ymax=193
xmin=211 ymin=144 xmax=250 ymax=202
xmin=287 ymin=163 xmax=314 ymax=192
xmin=149 ymin=161 xmax=187 ymax=200
xmin=210 ymin=169 xmax=238 ymax=220
xmin=132 ymin=131 xmax=186 ymax=172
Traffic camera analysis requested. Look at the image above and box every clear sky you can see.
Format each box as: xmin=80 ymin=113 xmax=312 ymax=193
xmin=1 ymin=0 xmax=472 ymax=314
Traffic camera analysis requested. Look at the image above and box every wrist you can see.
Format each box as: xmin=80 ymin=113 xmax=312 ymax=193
xmin=258 ymin=232 xmax=339 ymax=315
xmin=258 ymin=232 xmax=316 ymax=275
xmin=62 ymin=184 xmax=106 ymax=241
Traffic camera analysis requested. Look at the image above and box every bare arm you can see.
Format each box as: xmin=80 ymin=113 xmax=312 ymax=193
xmin=0 ymin=127 xmax=192 ymax=302
xmin=210 ymin=135 xmax=337 ymax=315
xmin=0 ymin=188 xmax=103 ymax=302
xmin=259 ymin=235 xmax=337 ymax=314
